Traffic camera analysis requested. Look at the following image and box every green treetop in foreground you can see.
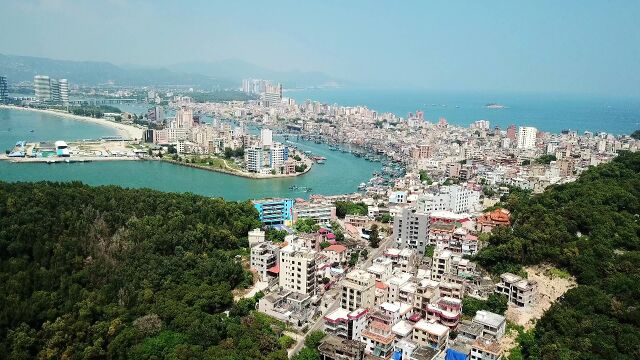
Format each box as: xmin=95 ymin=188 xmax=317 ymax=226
xmin=474 ymin=151 xmax=640 ymax=359
xmin=0 ymin=182 xmax=293 ymax=359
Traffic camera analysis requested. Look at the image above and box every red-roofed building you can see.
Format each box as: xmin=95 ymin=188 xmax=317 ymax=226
xmin=476 ymin=208 xmax=511 ymax=233
xmin=324 ymin=244 xmax=348 ymax=264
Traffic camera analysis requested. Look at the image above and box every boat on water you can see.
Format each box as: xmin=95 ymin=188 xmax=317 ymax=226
xmin=358 ymin=182 xmax=367 ymax=190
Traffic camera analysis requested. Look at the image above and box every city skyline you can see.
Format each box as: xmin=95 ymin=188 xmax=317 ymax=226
xmin=0 ymin=0 xmax=639 ymax=98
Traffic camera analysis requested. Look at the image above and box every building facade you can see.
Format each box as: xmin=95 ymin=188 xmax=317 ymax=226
xmin=278 ymin=243 xmax=317 ymax=295
xmin=394 ymin=207 xmax=430 ymax=255
xmin=253 ymin=198 xmax=294 ymax=225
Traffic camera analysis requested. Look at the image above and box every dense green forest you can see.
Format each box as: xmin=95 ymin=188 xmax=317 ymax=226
xmin=475 ymin=151 xmax=640 ymax=359
xmin=0 ymin=182 xmax=292 ymax=359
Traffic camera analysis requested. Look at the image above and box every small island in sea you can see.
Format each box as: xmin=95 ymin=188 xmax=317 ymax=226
xmin=485 ymin=103 xmax=507 ymax=109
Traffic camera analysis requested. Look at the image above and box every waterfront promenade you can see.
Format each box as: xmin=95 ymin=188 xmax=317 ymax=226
xmin=0 ymin=105 xmax=144 ymax=140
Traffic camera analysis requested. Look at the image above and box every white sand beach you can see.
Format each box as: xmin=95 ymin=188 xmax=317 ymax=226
xmin=0 ymin=105 xmax=144 ymax=140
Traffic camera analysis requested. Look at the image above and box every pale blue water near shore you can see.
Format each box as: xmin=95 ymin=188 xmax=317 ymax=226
xmin=0 ymin=108 xmax=380 ymax=200
xmin=288 ymin=88 xmax=640 ymax=135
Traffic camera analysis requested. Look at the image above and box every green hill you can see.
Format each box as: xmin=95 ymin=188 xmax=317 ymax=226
xmin=0 ymin=182 xmax=289 ymax=359
xmin=475 ymin=151 xmax=640 ymax=359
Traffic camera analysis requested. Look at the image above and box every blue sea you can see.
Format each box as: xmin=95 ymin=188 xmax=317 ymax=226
xmin=287 ymin=88 xmax=640 ymax=135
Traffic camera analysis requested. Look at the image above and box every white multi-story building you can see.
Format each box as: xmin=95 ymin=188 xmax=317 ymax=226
xmin=473 ymin=310 xmax=506 ymax=340
xmin=517 ymin=126 xmax=537 ymax=149
xmin=367 ymin=257 xmax=394 ymax=282
xmin=248 ymin=228 xmax=266 ymax=247
xmin=250 ymin=242 xmax=280 ymax=282
xmin=270 ymin=142 xmax=287 ymax=168
xmin=175 ymin=106 xmax=194 ymax=128
xmin=416 ymin=185 xmax=480 ymax=214
xmin=323 ymin=307 xmax=368 ymax=341
xmin=279 ymin=243 xmax=317 ymax=295
xmin=470 ymin=338 xmax=503 ymax=360
xmin=495 ymin=273 xmax=537 ymax=307
xmin=245 ymin=146 xmax=265 ymax=172
xmin=412 ymin=320 xmax=449 ymax=351
xmin=341 ymin=269 xmax=376 ymax=311
xmin=59 ymin=79 xmax=69 ymax=104
xmin=431 ymin=249 xmax=453 ymax=282
xmin=292 ymin=203 xmax=336 ymax=224
xmin=393 ymin=207 xmax=429 ymax=255
xmin=34 ymin=75 xmax=51 ymax=102
xmin=261 ymin=128 xmax=273 ymax=146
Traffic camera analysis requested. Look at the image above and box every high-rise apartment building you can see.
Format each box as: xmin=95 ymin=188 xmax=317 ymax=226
xmin=341 ymin=269 xmax=376 ymax=311
xmin=34 ymin=75 xmax=51 ymax=102
xmin=517 ymin=126 xmax=537 ymax=149
xmin=0 ymin=76 xmax=7 ymax=103
xmin=263 ymin=83 xmax=283 ymax=107
xmin=393 ymin=207 xmax=430 ymax=254
xmin=34 ymin=75 xmax=69 ymax=104
xmin=59 ymin=79 xmax=69 ymax=104
xmin=50 ymin=78 xmax=60 ymax=103
xmin=261 ymin=128 xmax=273 ymax=146
xmin=175 ymin=106 xmax=194 ymax=128
xmin=278 ymin=243 xmax=317 ymax=295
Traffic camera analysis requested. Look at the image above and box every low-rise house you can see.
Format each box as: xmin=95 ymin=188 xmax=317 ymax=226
xmin=425 ymin=297 xmax=462 ymax=328
xmin=473 ymin=310 xmax=506 ymax=340
xmin=367 ymin=257 xmax=394 ymax=281
xmin=495 ymin=273 xmax=537 ymax=307
xmin=475 ymin=208 xmax=511 ymax=233
xmin=470 ymin=337 xmax=503 ymax=360
xmin=457 ymin=320 xmax=484 ymax=342
xmin=324 ymin=244 xmax=348 ymax=265
xmin=412 ymin=320 xmax=449 ymax=351
xmin=318 ymin=335 xmax=366 ymax=360
xmin=361 ymin=320 xmax=396 ymax=359
xmin=323 ymin=307 xmax=368 ymax=341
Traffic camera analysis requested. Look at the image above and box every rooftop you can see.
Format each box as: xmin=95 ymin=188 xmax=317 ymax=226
xmin=474 ymin=310 xmax=506 ymax=328
xmin=414 ymin=320 xmax=449 ymax=336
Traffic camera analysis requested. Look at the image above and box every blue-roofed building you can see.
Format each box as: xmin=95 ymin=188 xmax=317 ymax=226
xmin=253 ymin=198 xmax=294 ymax=226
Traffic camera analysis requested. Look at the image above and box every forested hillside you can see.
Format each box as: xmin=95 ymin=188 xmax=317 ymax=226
xmin=475 ymin=151 xmax=640 ymax=359
xmin=0 ymin=182 xmax=290 ymax=359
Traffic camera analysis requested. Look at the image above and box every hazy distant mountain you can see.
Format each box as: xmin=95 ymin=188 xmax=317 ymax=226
xmin=0 ymin=54 xmax=340 ymax=89
xmin=0 ymin=54 xmax=235 ymax=87
xmin=168 ymin=59 xmax=341 ymax=88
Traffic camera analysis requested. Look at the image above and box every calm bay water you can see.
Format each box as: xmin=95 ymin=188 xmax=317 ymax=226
xmin=0 ymin=108 xmax=379 ymax=200
xmin=288 ymin=88 xmax=640 ymax=135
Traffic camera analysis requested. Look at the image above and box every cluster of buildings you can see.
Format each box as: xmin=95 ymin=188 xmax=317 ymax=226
xmin=34 ymin=75 xmax=69 ymax=105
xmin=249 ymin=214 xmax=531 ymax=360
xmin=248 ymin=188 xmax=537 ymax=360
xmin=244 ymin=128 xmax=294 ymax=174
xmin=171 ymin=89 xmax=637 ymax=195
xmin=241 ymin=78 xmax=283 ymax=107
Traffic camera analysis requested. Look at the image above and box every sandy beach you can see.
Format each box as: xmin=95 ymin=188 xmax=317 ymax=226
xmin=0 ymin=105 xmax=144 ymax=140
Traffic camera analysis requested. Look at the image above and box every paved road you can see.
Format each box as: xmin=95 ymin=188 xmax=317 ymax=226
xmin=358 ymin=234 xmax=395 ymax=269
xmin=290 ymin=234 xmax=395 ymax=356
xmin=290 ymin=293 xmax=341 ymax=355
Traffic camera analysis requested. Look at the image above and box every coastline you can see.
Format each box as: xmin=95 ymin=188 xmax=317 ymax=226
xmin=159 ymin=157 xmax=314 ymax=179
xmin=0 ymin=104 xmax=144 ymax=140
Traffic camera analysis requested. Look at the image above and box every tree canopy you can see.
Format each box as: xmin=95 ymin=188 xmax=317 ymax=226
xmin=474 ymin=151 xmax=640 ymax=359
xmin=0 ymin=181 xmax=293 ymax=359
xmin=335 ymin=201 xmax=368 ymax=218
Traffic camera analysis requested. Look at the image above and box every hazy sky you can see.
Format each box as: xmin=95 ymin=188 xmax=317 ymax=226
xmin=1 ymin=0 xmax=639 ymax=97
